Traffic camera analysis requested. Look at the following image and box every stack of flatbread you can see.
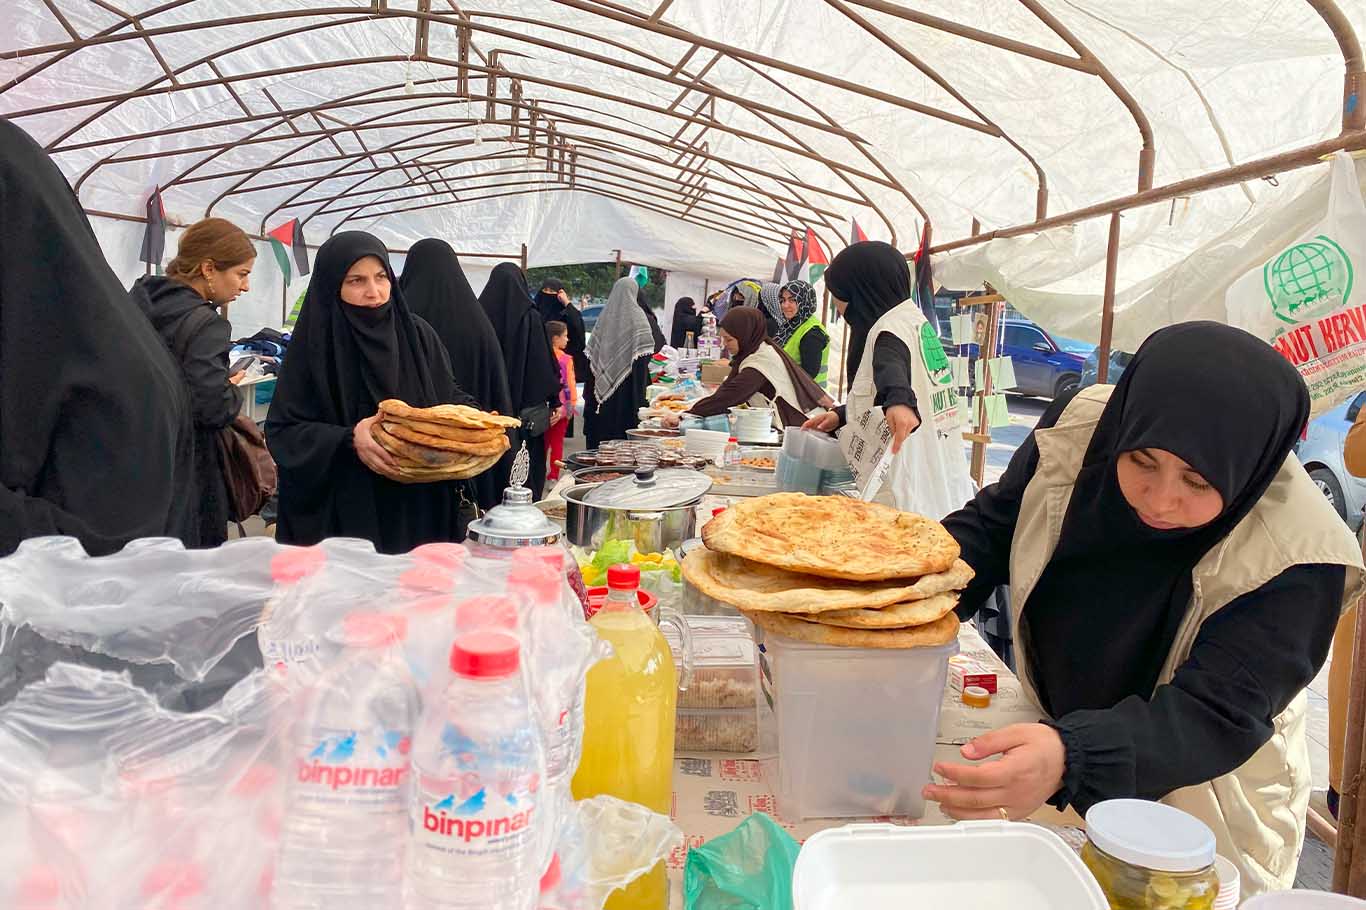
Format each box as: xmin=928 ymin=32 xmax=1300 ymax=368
xmin=681 ymin=493 xmax=972 ymax=649
xmin=371 ymin=399 xmax=520 ymax=483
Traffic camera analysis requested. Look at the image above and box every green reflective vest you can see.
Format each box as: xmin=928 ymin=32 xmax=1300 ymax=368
xmin=783 ymin=316 xmax=829 ymax=389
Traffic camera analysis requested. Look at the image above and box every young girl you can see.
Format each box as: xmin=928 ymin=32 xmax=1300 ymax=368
xmin=546 ymin=320 xmax=577 ymax=482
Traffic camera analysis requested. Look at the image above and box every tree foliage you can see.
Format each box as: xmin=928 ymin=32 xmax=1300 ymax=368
xmin=526 ymin=262 xmax=668 ymax=311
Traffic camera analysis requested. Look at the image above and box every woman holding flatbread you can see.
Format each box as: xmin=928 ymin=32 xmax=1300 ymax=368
xmin=266 ymin=232 xmax=479 ymax=554
xmin=801 ymin=240 xmax=973 ymax=518
xmin=677 ymin=308 xmax=832 ymax=429
xmin=929 ymin=322 xmax=1363 ymax=897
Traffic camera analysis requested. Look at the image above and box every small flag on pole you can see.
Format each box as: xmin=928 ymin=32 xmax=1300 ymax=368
xmin=139 ymin=187 xmax=166 ymax=274
xmin=267 ymin=219 xmax=310 ymax=283
xmin=850 ymin=218 xmax=869 ymax=245
xmin=804 ymin=227 xmax=828 ymax=284
xmin=628 ymin=264 xmax=649 ymax=287
xmin=783 ymin=231 xmax=805 ymax=281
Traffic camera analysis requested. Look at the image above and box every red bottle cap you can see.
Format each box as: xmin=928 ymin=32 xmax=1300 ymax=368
xmin=455 ymin=595 xmax=519 ymax=631
xmin=410 ymin=542 xmax=467 ymax=571
xmin=17 ymin=867 xmax=60 ymax=904
xmin=399 ymin=566 xmax=454 ymax=593
xmin=343 ymin=612 xmax=407 ymax=647
xmin=450 ymin=631 xmax=520 ymax=678
xmin=270 ymin=546 xmax=325 ymax=584
xmin=711 ymin=507 xmax=727 ymax=518
xmin=141 ymin=862 xmax=205 ymax=900
xmin=606 ymin=563 xmax=641 ymax=590
xmin=513 ymin=546 xmax=565 ymax=573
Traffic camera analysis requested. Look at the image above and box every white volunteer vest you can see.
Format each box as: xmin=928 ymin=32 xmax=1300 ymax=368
xmin=837 ymin=301 xmax=975 ymax=519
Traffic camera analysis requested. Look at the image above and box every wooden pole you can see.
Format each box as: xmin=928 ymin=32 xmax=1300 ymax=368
xmin=613 ymin=249 xmax=622 ymax=278
xmin=967 ymin=299 xmax=1003 ymax=487
xmin=837 ymin=321 xmax=849 ymax=400
xmin=520 ymin=242 xmax=528 ymax=271
xmin=1097 ymin=212 xmax=1121 ymax=383
xmin=1337 ymin=597 xmax=1366 ymax=894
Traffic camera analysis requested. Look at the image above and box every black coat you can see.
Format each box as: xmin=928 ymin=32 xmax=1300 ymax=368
xmin=130 ymin=276 xmax=241 ymax=547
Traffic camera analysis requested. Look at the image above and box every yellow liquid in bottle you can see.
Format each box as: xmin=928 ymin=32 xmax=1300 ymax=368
xmin=571 ymin=601 xmax=678 ymax=910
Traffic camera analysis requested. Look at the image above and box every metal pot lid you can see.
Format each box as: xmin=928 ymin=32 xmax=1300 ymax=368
xmin=583 ymin=465 xmax=712 ymax=509
xmin=466 ymin=445 xmax=562 ymax=547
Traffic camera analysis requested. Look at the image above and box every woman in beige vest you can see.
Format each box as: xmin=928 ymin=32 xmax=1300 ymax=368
xmin=924 ymin=322 xmax=1363 ymax=896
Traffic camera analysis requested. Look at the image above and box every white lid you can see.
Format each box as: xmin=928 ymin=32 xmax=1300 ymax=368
xmin=1085 ymin=800 xmax=1215 ymax=873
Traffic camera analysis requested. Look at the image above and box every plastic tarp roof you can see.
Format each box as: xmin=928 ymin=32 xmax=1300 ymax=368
xmin=2 ymin=1 xmax=1364 ymax=337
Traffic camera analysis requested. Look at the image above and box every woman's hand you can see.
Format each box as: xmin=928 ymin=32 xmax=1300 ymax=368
xmin=661 ymin=413 xmax=682 ymax=428
xmin=228 ymin=370 xmax=247 ymax=385
xmin=353 ymin=413 xmax=399 ymax=476
xmin=550 ymin=406 xmax=566 ymax=427
xmin=886 ymin=404 xmax=921 ymax=454
xmin=803 ymin=410 xmax=841 ymax=434
xmin=923 ymin=723 xmax=1066 ymax=821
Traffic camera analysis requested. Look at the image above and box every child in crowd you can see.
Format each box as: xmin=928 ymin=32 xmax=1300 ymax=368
xmin=546 ymin=320 xmax=577 ymax=482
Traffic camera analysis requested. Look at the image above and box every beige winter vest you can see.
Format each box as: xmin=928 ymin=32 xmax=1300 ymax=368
xmin=737 ymin=343 xmax=805 ymax=429
xmin=1010 ymin=386 xmax=1364 ymax=897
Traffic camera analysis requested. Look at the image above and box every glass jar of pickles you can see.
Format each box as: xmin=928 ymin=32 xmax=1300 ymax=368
xmin=1082 ymin=800 xmax=1220 ymax=910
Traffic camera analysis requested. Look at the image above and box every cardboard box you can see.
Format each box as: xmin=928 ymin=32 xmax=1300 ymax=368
xmin=700 ymin=360 xmax=731 ymax=385
xmin=948 ymin=654 xmax=998 ymax=694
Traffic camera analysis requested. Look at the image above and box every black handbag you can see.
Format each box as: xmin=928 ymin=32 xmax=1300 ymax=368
xmin=519 ymin=403 xmax=552 ymax=438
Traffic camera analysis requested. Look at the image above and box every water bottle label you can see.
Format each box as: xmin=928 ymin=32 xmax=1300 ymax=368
xmin=411 ymin=723 xmax=542 ymax=861
xmin=260 ymin=632 xmax=320 ymax=668
xmin=293 ymin=727 xmax=410 ymax=813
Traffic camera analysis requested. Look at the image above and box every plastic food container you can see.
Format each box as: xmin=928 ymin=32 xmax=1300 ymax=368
xmin=756 ymin=624 xmax=957 ymax=820
xmin=793 ymin=822 xmax=1109 ymax=909
xmin=1082 ymin=800 xmax=1219 ymax=910
xmin=675 ymin=707 xmax=759 ymax=752
xmin=666 ymin=617 xmax=759 ymax=753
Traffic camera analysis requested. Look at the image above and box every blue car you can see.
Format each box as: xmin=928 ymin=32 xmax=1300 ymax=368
xmin=947 ymin=319 xmax=1087 ymax=399
xmin=581 ymin=303 xmax=605 ymax=334
xmin=1081 ymin=348 xmax=1134 ymax=388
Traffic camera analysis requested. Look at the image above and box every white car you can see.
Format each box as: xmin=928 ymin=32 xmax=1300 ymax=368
xmin=1296 ymin=391 xmax=1366 ymax=530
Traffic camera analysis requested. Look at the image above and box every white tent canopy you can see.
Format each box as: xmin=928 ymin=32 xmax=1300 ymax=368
xmin=3 ymin=1 xmax=1365 ymax=338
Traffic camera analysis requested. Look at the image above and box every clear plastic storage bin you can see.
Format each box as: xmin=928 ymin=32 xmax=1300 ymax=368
xmin=756 ymin=625 xmax=957 ymax=820
xmin=668 ymin=616 xmax=758 ymax=753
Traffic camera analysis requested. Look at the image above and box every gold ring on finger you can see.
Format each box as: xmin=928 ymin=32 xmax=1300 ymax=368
xmin=998 ymin=807 xmax=1010 ymax=822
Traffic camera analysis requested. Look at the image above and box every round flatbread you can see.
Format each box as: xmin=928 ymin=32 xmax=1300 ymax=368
xmin=702 ymin=493 xmax=960 ymax=581
xmin=384 ymin=417 xmax=509 ymax=446
xmin=382 ymin=421 xmax=510 ymax=456
xmin=745 ymin=608 xmax=960 ymax=650
xmin=805 ymin=592 xmax=958 ymax=629
xmin=371 ymin=423 xmax=472 ymax=468
xmin=383 ymin=452 xmax=503 ymax=484
xmin=681 ymin=549 xmax=973 ymax=614
xmin=379 ymin=399 xmax=520 ymax=430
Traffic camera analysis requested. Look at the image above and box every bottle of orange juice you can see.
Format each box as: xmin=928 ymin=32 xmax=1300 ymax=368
xmin=572 ymin=563 xmax=689 ymax=910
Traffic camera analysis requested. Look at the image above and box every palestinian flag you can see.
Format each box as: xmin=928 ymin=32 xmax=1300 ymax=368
xmin=267 ymin=219 xmax=310 ymax=283
xmin=804 ymin=227 xmax=828 ymax=284
xmin=628 ymin=264 xmax=649 ymax=287
xmin=911 ymin=221 xmax=939 ymax=336
xmin=139 ymin=186 xmax=166 ymax=274
xmin=783 ymin=231 xmax=804 ymax=281
xmin=771 ymin=257 xmax=785 ymax=283
xmin=850 ymin=218 xmax=869 ymax=245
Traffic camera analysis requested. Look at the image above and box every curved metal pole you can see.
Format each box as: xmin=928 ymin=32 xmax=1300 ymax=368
xmin=1307 ymin=0 xmax=1366 ymax=132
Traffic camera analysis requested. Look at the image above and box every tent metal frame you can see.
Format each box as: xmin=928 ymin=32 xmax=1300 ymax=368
xmin=7 ymin=3 xmax=1366 ymax=891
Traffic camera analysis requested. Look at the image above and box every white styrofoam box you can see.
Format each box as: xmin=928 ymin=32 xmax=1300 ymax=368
xmin=756 ymin=625 xmax=956 ymax=821
xmin=793 ymin=822 xmax=1109 ymax=910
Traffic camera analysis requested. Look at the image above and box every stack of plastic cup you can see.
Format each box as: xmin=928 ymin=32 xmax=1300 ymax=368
xmin=1213 ymin=856 xmax=1239 ymax=910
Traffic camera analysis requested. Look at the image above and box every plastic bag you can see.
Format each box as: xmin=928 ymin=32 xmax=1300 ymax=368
xmin=683 ymin=813 xmax=800 ymax=910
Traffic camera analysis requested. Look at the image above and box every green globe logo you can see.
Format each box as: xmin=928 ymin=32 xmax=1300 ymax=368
xmin=1264 ymin=235 xmax=1353 ymax=324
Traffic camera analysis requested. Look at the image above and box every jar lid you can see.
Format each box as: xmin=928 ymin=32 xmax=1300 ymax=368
xmin=465 ymin=445 xmax=562 ymax=547
xmin=1085 ymin=799 xmax=1216 ymax=873
xmin=583 ymin=466 xmax=711 ymax=509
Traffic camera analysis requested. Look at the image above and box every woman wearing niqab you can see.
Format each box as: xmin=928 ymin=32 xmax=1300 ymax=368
xmin=0 ymin=119 xmax=195 ymax=555
xmin=266 ymin=232 xmax=477 ymax=554
xmin=584 ymin=277 xmax=657 ymax=447
xmin=480 ymin=263 xmax=562 ymax=498
xmin=401 ymin=239 xmax=513 ymax=511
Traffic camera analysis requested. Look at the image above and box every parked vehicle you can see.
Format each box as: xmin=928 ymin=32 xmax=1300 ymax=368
xmin=1296 ymin=391 xmax=1366 ymax=530
xmin=944 ymin=318 xmax=1086 ymax=399
xmin=581 ymin=303 xmax=605 ymax=333
xmin=1080 ymin=349 xmax=1134 ymax=388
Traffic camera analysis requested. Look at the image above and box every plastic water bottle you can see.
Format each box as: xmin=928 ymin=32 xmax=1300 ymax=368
xmin=407 ymin=631 xmax=547 ymax=910
xmin=258 ymin=546 xmax=327 ymax=678
xmin=273 ymin=613 xmax=417 ymax=909
xmin=724 ymin=437 xmax=740 ymax=466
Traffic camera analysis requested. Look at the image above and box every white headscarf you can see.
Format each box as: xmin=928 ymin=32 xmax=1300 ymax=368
xmin=586 ymin=276 xmax=657 ymax=408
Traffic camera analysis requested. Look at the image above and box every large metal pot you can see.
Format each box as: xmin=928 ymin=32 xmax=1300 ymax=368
xmin=563 ymin=467 xmax=711 ymax=553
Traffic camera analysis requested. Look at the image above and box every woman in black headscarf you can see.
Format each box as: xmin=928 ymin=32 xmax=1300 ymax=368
xmin=637 ymin=286 xmax=667 ymax=353
xmin=682 ymin=308 xmax=831 ymax=428
xmin=0 ymin=119 xmax=195 ymax=556
xmin=927 ymin=323 xmax=1363 ymax=896
xmin=401 ymin=239 xmax=513 ymax=512
xmin=669 ymin=297 xmax=704 ymax=349
xmin=266 ymin=232 xmax=478 ymax=554
xmin=535 ymin=276 xmax=588 ymax=379
xmin=481 ymin=263 xmax=561 ymax=498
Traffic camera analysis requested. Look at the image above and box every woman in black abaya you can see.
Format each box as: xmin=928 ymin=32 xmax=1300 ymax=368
xmin=266 ymin=232 xmax=477 ymax=554
xmin=669 ymin=297 xmax=703 ymax=349
xmin=401 ymin=239 xmax=513 ymax=512
xmin=481 ymin=263 xmax=561 ymax=498
xmin=584 ymin=277 xmax=657 ymax=447
xmin=0 ymin=119 xmax=195 ymax=556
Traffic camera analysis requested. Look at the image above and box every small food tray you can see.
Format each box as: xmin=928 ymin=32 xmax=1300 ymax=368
xmin=704 ymin=467 xmax=779 ymax=498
